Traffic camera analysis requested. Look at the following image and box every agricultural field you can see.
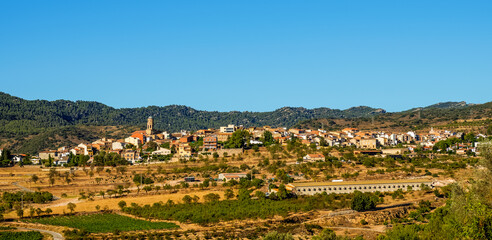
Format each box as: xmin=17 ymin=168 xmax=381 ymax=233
xmin=25 ymin=213 xmax=179 ymax=233
xmin=123 ymin=194 xmax=356 ymax=224
xmin=0 ymin=231 xmax=43 ymax=240
xmin=0 ymin=143 xmax=485 ymax=239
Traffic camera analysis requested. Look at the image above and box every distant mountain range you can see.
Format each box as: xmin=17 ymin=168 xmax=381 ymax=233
xmin=0 ymin=92 xmax=385 ymax=135
xmin=408 ymin=101 xmax=474 ymax=111
xmin=296 ymin=101 xmax=492 ymax=133
xmin=0 ymin=92 xmax=490 ymax=153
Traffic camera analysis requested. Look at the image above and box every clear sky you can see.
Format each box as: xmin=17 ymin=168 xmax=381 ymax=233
xmin=1 ymin=1 xmax=491 ymax=112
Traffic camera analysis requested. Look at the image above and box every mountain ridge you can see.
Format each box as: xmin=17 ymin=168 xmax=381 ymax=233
xmin=1 ymin=91 xmax=490 ymax=154
xmin=0 ymin=91 xmax=385 ymax=132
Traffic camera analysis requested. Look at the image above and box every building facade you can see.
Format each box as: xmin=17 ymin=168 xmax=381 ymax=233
xmin=287 ymin=179 xmax=433 ymax=196
xmin=218 ymin=173 xmax=248 ymax=182
xmin=220 ymin=125 xmax=236 ymax=133
xmin=203 ymin=135 xmax=218 ymax=150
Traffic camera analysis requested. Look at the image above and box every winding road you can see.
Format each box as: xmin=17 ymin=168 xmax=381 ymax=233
xmin=16 ymin=227 xmax=64 ymax=240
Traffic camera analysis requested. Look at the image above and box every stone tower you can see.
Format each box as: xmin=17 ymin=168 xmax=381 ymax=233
xmin=146 ymin=116 xmax=154 ymax=135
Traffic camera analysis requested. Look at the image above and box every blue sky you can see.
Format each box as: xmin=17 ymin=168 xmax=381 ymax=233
xmin=1 ymin=1 xmax=491 ymax=112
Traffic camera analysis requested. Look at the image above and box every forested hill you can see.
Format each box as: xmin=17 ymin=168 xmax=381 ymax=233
xmin=296 ymin=101 xmax=492 ymax=132
xmin=0 ymin=92 xmax=384 ymax=138
xmin=4 ymin=92 xmax=490 ymax=154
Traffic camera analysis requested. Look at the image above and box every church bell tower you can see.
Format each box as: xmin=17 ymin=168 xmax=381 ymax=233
xmin=146 ymin=116 xmax=154 ymax=135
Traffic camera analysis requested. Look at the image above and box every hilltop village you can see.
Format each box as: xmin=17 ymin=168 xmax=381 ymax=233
xmin=0 ymin=116 xmax=488 ymax=239
xmin=11 ymin=116 xmax=483 ymax=167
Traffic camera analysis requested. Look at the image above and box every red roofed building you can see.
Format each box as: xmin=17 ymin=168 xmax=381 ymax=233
xmin=131 ymin=132 xmax=145 ymax=143
xmin=179 ymin=135 xmax=194 ymax=143
xmin=203 ymin=135 xmax=218 ymax=150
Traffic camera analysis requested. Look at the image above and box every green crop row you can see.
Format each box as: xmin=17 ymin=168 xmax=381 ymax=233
xmin=0 ymin=231 xmax=43 ymax=240
xmin=25 ymin=213 xmax=178 ymax=233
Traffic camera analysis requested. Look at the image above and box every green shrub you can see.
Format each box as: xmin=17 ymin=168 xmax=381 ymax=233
xmin=350 ymin=191 xmax=379 ymax=211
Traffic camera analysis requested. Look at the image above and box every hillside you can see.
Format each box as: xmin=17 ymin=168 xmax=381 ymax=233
xmin=296 ymin=101 xmax=492 ymax=133
xmin=3 ymin=92 xmax=492 ymax=154
xmin=0 ymin=92 xmax=383 ymax=153
xmin=5 ymin=125 xmax=138 ymax=154
xmin=420 ymin=101 xmax=472 ymax=110
xmin=0 ymin=92 xmax=386 ymax=135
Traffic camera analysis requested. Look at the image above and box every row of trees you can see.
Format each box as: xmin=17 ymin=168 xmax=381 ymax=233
xmin=0 ymin=191 xmax=54 ymax=219
xmin=122 ymin=185 xmax=381 ymax=225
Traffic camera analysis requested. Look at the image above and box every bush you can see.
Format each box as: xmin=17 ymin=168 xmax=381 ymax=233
xmin=262 ymin=231 xmax=294 ymax=240
xmin=312 ymin=229 xmax=337 ymax=240
xmin=118 ymin=200 xmax=127 ymax=209
xmin=350 ymin=191 xmax=378 ymax=211
xmin=203 ymin=193 xmax=220 ymax=203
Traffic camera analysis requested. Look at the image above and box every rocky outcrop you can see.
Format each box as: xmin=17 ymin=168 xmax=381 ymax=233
xmin=319 ymin=206 xmax=412 ymax=226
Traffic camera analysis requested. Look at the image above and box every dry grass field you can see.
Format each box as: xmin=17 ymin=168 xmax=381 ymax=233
xmin=0 ymin=148 xmax=470 ymax=239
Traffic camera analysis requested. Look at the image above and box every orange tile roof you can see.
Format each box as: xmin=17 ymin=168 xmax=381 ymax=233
xmin=131 ymin=133 xmax=145 ymax=142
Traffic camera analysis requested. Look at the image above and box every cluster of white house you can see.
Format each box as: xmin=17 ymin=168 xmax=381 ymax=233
xmin=29 ymin=116 xmax=484 ymax=166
